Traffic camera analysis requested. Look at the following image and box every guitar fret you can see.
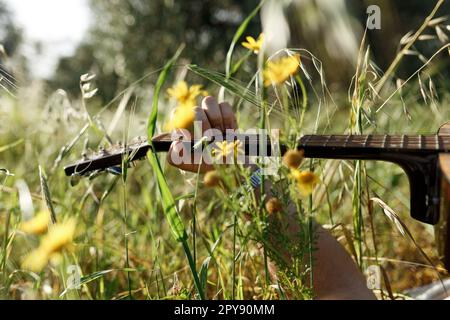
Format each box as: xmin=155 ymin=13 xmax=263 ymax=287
xmin=419 ymin=135 xmax=423 ymax=149
xmin=323 ymin=135 xmax=332 ymax=147
xmin=303 ymin=135 xmax=312 ymax=145
xmin=436 ymin=135 xmax=440 ymax=150
xmin=382 ymin=135 xmax=388 ymax=148
xmin=363 ymin=135 xmax=370 ymax=147
xmin=344 ymin=135 xmax=351 ymax=147
xmin=401 ymin=135 xmax=406 ymax=149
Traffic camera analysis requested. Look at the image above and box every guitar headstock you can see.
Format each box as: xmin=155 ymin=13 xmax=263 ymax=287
xmin=64 ymin=132 xmax=272 ymax=179
xmin=64 ymin=136 xmax=151 ymax=178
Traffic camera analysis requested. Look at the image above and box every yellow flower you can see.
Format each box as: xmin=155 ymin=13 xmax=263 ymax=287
xmin=40 ymin=219 xmax=77 ymax=254
xmin=211 ymin=140 xmax=244 ymax=162
xmin=167 ymin=81 xmax=207 ymax=109
xmin=242 ymin=33 xmax=264 ymax=54
xmin=165 ymin=106 xmax=196 ymax=131
xmin=289 ymin=169 xmax=319 ymax=197
xmin=165 ymin=81 xmax=208 ymax=130
xmin=19 ymin=210 xmax=50 ymax=235
xmin=21 ymin=247 xmax=49 ymax=273
xmin=263 ymin=54 xmax=301 ymax=87
xmin=21 ymin=219 xmax=77 ymax=272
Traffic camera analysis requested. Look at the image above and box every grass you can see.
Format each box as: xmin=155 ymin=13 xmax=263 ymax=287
xmin=1 ymin=1 xmax=450 ymax=300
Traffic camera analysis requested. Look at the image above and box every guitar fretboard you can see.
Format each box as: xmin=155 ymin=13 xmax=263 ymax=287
xmin=64 ymin=133 xmax=450 ymax=177
xmin=299 ymin=134 xmax=450 ymax=152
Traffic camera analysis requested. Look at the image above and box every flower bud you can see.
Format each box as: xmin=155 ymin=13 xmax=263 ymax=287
xmin=203 ymin=170 xmax=221 ymax=187
xmin=282 ymin=149 xmax=304 ymax=169
xmin=265 ymin=197 xmax=282 ymax=214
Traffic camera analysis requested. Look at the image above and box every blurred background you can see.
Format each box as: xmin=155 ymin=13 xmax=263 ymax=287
xmin=1 ymin=0 xmax=449 ymax=102
xmin=1 ymin=0 xmax=450 ymax=299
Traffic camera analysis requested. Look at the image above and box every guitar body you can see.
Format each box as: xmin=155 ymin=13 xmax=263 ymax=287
xmin=437 ymin=122 xmax=450 ymax=270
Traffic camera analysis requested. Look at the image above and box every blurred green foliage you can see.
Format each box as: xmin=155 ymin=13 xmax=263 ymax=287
xmin=0 ymin=0 xmax=22 ymax=57
xmin=287 ymin=0 xmax=450 ymax=86
xmin=0 ymin=0 xmax=23 ymax=84
xmin=51 ymin=0 xmax=262 ymax=101
xmin=48 ymin=0 xmax=450 ymax=102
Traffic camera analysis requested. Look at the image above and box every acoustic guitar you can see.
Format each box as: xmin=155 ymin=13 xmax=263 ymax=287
xmin=64 ymin=123 xmax=450 ymax=271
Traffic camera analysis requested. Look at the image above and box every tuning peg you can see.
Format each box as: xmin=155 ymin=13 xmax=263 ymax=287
xmin=98 ymin=146 xmax=110 ymax=157
xmin=70 ymin=174 xmax=81 ymax=187
xmin=106 ymin=166 xmax=122 ymax=176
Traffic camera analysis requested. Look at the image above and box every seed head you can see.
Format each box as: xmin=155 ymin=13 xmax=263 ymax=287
xmin=265 ymin=197 xmax=282 ymax=214
xmin=283 ymin=149 xmax=304 ymax=169
xmin=203 ymin=170 xmax=222 ymax=187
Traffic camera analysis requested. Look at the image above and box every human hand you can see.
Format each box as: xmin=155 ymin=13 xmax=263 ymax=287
xmin=167 ymin=96 xmax=237 ymax=173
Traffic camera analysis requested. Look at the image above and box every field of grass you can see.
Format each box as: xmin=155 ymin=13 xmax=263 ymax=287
xmin=1 ymin=2 xmax=450 ymax=300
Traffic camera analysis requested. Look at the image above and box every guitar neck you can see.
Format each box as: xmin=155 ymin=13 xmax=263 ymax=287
xmin=297 ymin=134 xmax=450 ymax=161
xmin=153 ymin=133 xmax=450 ymax=154
xmin=63 ymin=134 xmax=449 ymax=177
xmin=300 ymin=134 xmax=449 ymax=151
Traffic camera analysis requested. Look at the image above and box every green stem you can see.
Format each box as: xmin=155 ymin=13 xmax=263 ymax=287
xmin=232 ymin=209 xmax=237 ymax=299
xmin=182 ymin=240 xmax=205 ymax=300
xmin=123 ymin=183 xmax=132 ymax=299
xmin=308 ymin=159 xmax=314 ymax=289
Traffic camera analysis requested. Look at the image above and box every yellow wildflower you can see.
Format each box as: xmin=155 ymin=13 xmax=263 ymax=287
xmin=263 ymin=54 xmax=301 ymax=87
xmin=40 ymin=219 xmax=77 ymax=254
xmin=167 ymin=81 xmax=208 ymax=109
xmin=19 ymin=210 xmax=50 ymax=235
xmin=21 ymin=247 xmax=49 ymax=273
xmin=165 ymin=106 xmax=196 ymax=131
xmin=242 ymin=33 xmax=264 ymax=54
xmin=21 ymin=219 xmax=77 ymax=272
xmin=211 ymin=140 xmax=244 ymax=162
xmin=290 ymin=169 xmax=319 ymax=197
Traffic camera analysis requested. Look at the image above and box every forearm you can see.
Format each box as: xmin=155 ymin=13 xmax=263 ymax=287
xmin=311 ymin=225 xmax=377 ymax=299
xmin=255 ymin=179 xmax=376 ymax=300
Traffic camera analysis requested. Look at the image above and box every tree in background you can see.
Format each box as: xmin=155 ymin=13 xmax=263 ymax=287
xmin=0 ymin=0 xmax=24 ymax=91
xmin=0 ymin=0 xmax=22 ymax=57
xmin=288 ymin=0 xmax=450 ymax=87
xmin=52 ymin=0 xmax=450 ymax=101
xmin=52 ymin=0 xmax=261 ymax=101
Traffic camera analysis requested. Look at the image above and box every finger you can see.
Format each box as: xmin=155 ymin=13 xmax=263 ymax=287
xmin=219 ymin=101 xmax=237 ymax=130
xmin=202 ymin=96 xmax=224 ymax=131
xmin=167 ymin=129 xmax=213 ymax=173
xmin=167 ymin=129 xmax=190 ymax=166
xmin=193 ymin=106 xmax=211 ymax=134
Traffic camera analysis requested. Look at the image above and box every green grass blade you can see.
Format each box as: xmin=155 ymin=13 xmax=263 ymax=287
xmin=0 ymin=139 xmax=23 ymax=153
xmin=225 ymin=0 xmax=265 ymax=76
xmin=38 ymin=166 xmax=57 ymax=224
xmin=199 ymin=236 xmax=221 ymax=294
xmin=146 ymin=44 xmax=187 ymax=242
xmin=147 ymin=44 xmax=185 ymax=138
xmin=59 ymin=268 xmax=136 ymax=297
xmin=199 ymin=257 xmax=211 ymax=295
xmin=147 ymin=152 xmax=187 ymax=242
xmin=188 ymin=64 xmax=262 ymax=107
xmin=145 ymin=46 xmax=205 ymax=299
